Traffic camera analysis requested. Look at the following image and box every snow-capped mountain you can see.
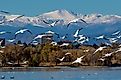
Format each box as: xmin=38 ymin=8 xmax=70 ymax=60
xmin=39 ymin=9 xmax=77 ymax=24
xmin=0 ymin=9 xmax=121 ymax=45
xmin=0 ymin=9 xmax=121 ymax=27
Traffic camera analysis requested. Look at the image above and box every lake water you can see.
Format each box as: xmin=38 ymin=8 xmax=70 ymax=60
xmin=0 ymin=67 xmax=121 ymax=80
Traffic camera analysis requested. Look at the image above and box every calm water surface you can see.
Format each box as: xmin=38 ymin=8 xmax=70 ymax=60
xmin=0 ymin=67 xmax=121 ymax=80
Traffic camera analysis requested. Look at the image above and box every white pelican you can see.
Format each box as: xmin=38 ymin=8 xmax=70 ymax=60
xmin=67 ymin=18 xmax=88 ymax=27
xmin=72 ymin=55 xmax=85 ymax=64
xmin=73 ymin=28 xmax=83 ymax=38
xmin=15 ymin=29 xmax=32 ymax=38
xmin=93 ymin=46 xmax=106 ymax=54
xmin=42 ymin=20 xmax=59 ymax=27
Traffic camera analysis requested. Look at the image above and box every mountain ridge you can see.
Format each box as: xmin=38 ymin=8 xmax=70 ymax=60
xmin=0 ymin=10 xmax=121 ymax=45
xmin=0 ymin=9 xmax=121 ymax=27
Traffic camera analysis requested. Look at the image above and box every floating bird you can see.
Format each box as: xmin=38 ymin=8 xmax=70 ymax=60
xmin=93 ymin=46 xmax=107 ymax=54
xmin=73 ymin=28 xmax=83 ymax=38
xmin=42 ymin=20 xmax=59 ymax=27
xmin=10 ymin=76 xmax=14 ymax=79
xmin=50 ymin=76 xmax=54 ymax=79
xmin=67 ymin=18 xmax=88 ymax=27
xmin=72 ymin=55 xmax=85 ymax=64
xmin=1 ymin=75 xmax=5 ymax=79
xmin=15 ymin=29 xmax=32 ymax=38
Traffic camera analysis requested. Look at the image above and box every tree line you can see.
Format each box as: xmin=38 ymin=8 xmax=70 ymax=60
xmin=0 ymin=42 xmax=121 ymax=67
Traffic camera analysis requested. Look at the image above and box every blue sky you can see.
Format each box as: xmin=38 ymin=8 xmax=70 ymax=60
xmin=0 ymin=0 xmax=121 ymax=16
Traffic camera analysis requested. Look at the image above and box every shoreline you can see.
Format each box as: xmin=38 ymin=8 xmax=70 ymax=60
xmin=0 ymin=66 xmax=121 ymax=72
xmin=0 ymin=66 xmax=106 ymax=72
xmin=0 ymin=65 xmax=115 ymax=69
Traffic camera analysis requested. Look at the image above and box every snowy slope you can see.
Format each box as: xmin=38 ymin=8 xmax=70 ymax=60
xmin=0 ymin=10 xmax=121 ymax=27
xmin=0 ymin=10 xmax=121 ymax=45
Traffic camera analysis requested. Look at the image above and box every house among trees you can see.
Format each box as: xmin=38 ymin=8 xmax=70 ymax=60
xmin=41 ymin=32 xmax=53 ymax=44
